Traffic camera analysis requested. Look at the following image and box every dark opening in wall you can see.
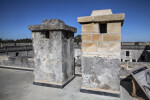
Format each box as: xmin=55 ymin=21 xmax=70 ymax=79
xmin=132 ymin=59 xmax=136 ymax=62
xmin=100 ymin=24 xmax=107 ymax=33
xmin=16 ymin=53 xmax=19 ymax=56
xmin=121 ymin=59 xmax=123 ymax=62
xmin=126 ymin=51 xmax=129 ymax=56
xmin=41 ymin=31 xmax=49 ymax=38
xmin=141 ymin=56 xmax=145 ymax=61
xmin=125 ymin=60 xmax=129 ymax=62
xmin=63 ymin=31 xmax=70 ymax=39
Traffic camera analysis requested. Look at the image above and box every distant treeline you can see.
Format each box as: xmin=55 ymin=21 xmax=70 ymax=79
xmin=0 ymin=35 xmax=81 ymax=44
xmin=0 ymin=38 xmax=32 ymax=43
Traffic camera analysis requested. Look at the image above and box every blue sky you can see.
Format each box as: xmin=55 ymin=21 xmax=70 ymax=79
xmin=0 ymin=0 xmax=150 ymax=42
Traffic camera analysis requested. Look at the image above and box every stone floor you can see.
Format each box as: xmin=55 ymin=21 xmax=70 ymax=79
xmin=0 ymin=68 xmax=136 ymax=100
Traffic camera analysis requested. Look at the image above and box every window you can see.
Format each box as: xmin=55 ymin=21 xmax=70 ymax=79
xmin=100 ymin=24 xmax=107 ymax=33
xmin=16 ymin=53 xmax=19 ymax=56
xmin=121 ymin=59 xmax=123 ymax=62
xmin=141 ymin=56 xmax=145 ymax=61
xmin=132 ymin=59 xmax=136 ymax=62
xmin=126 ymin=51 xmax=129 ymax=56
xmin=41 ymin=31 xmax=49 ymax=38
xmin=125 ymin=60 xmax=129 ymax=62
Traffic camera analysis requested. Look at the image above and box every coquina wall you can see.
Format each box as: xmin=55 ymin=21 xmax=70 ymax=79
xmin=0 ymin=42 xmax=150 ymax=71
xmin=121 ymin=42 xmax=150 ymax=62
xmin=0 ymin=43 xmax=34 ymax=68
xmin=78 ymin=9 xmax=125 ymax=97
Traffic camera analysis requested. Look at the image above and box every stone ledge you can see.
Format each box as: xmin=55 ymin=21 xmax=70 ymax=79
xmin=82 ymin=53 xmax=120 ymax=59
xmin=0 ymin=65 xmax=33 ymax=71
xmin=80 ymin=87 xmax=120 ymax=98
xmin=91 ymin=9 xmax=112 ymax=16
xmin=29 ymin=19 xmax=77 ymax=33
xmin=33 ymin=75 xmax=75 ymax=89
xmin=78 ymin=13 xmax=125 ymax=25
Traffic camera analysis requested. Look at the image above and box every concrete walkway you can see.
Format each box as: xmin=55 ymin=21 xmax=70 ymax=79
xmin=0 ymin=68 xmax=136 ymax=100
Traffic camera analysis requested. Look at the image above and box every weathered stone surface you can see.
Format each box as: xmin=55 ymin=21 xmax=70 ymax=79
xmin=75 ymin=56 xmax=81 ymax=75
xmin=110 ymin=42 xmax=121 ymax=52
xmin=82 ymin=23 xmax=99 ymax=33
xmin=107 ymin=22 xmax=121 ymax=33
xmin=77 ymin=16 xmax=93 ymax=23
xmin=29 ymin=19 xmax=77 ymax=33
xmin=32 ymin=31 xmax=74 ymax=84
xmin=94 ymin=14 xmax=125 ymax=24
xmin=29 ymin=19 xmax=76 ymax=86
xmin=78 ymin=14 xmax=125 ymax=25
xmin=98 ymin=42 xmax=110 ymax=52
xmin=81 ymin=56 xmax=120 ymax=91
xmin=2 ymin=56 xmax=33 ymax=68
xmin=103 ymin=33 xmax=121 ymax=41
xmin=82 ymin=34 xmax=92 ymax=41
xmin=33 ymin=31 xmax=63 ymax=83
xmin=121 ymin=42 xmax=135 ymax=45
xmin=16 ymin=43 xmax=32 ymax=46
xmin=92 ymin=34 xmax=102 ymax=41
xmin=91 ymin=9 xmax=112 ymax=16
xmin=78 ymin=9 xmax=124 ymax=96
xmin=74 ymin=48 xmax=82 ymax=75
xmin=82 ymin=42 xmax=97 ymax=52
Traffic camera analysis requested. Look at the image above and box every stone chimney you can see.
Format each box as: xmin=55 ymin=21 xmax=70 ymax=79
xmin=29 ymin=19 xmax=76 ymax=88
xmin=78 ymin=9 xmax=125 ymax=97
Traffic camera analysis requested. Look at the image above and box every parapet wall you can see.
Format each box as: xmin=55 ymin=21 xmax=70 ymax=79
xmin=0 ymin=41 xmax=150 ymax=71
xmin=0 ymin=56 xmax=34 ymax=68
xmin=0 ymin=43 xmax=34 ymax=68
xmin=121 ymin=42 xmax=150 ymax=50
xmin=0 ymin=43 xmax=32 ymax=47
xmin=121 ymin=42 xmax=150 ymax=45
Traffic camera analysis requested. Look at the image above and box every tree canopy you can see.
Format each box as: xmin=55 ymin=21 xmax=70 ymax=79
xmin=74 ymin=35 xmax=81 ymax=44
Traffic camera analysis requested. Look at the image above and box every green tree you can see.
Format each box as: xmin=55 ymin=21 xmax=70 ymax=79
xmin=3 ymin=39 xmax=15 ymax=43
xmin=15 ymin=38 xmax=32 ymax=43
xmin=74 ymin=35 xmax=81 ymax=45
xmin=0 ymin=38 xmax=2 ymax=43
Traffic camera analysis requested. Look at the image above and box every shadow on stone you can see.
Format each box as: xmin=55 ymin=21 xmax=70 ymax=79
xmin=120 ymin=75 xmax=148 ymax=99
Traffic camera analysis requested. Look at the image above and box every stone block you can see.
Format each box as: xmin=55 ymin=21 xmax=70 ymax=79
xmin=107 ymin=22 xmax=121 ymax=33
xmin=98 ymin=42 xmax=110 ymax=52
xmin=78 ymin=13 xmax=125 ymax=25
xmin=92 ymin=34 xmax=102 ymax=41
xmin=29 ymin=19 xmax=77 ymax=33
xmin=81 ymin=56 xmax=120 ymax=91
xmin=110 ymin=42 xmax=121 ymax=52
xmin=82 ymin=23 xmax=99 ymax=33
xmin=103 ymin=34 xmax=121 ymax=41
xmin=82 ymin=42 xmax=97 ymax=52
xmin=78 ymin=16 xmax=93 ymax=23
xmin=94 ymin=14 xmax=125 ymax=24
xmin=91 ymin=9 xmax=112 ymax=16
xmin=82 ymin=34 xmax=92 ymax=41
